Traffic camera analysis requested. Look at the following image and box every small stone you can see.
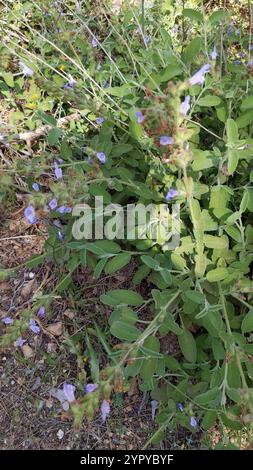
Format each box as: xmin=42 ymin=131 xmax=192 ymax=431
xmin=57 ymin=429 xmax=64 ymax=440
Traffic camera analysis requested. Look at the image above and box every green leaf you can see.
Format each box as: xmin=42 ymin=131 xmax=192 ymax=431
xmin=37 ymin=110 xmax=57 ymax=126
xmin=94 ymin=258 xmax=107 ymax=279
xmin=202 ymin=410 xmax=217 ymax=430
xmin=2 ymin=72 xmax=14 ymax=87
xmin=87 ymin=240 xmax=121 ymax=256
xmin=141 ymin=255 xmax=160 ymax=269
xmin=104 ymin=253 xmax=131 ymax=274
xmin=227 ymin=149 xmax=239 ymax=174
xmin=133 ymin=265 xmax=151 ymax=285
xmin=236 ymin=110 xmax=253 ymax=128
xmin=178 ymin=330 xmax=197 ymax=363
xmin=182 ymin=37 xmax=202 ymax=64
xmin=226 ymin=118 xmax=238 ymax=143
xmin=47 ymin=127 xmax=61 ymax=145
xmin=198 ymin=95 xmax=221 ymax=107
xmin=160 ymin=65 xmax=182 ymax=82
xmin=110 ymin=321 xmax=140 ymax=341
xmin=203 ymin=235 xmax=228 ymax=250
xmin=206 ymin=267 xmax=229 ymax=282
xmin=241 ymin=309 xmax=253 ymax=333
xmin=209 ymin=10 xmax=228 ymax=24
xmin=185 ymin=290 xmax=205 ymax=304
xmin=101 ymin=289 xmax=144 ymax=306
xmin=195 ymin=388 xmax=219 ymax=405
xmin=224 ymin=226 xmax=241 ymax=243
xmin=182 ymin=8 xmax=203 ymax=22
xmin=241 ymin=95 xmax=253 ymax=111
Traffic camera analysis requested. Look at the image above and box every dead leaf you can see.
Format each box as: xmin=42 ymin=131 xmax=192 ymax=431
xmin=46 ymin=321 xmax=63 ymax=336
xmin=63 ymin=309 xmax=75 ymax=320
xmin=20 ymin=279 xmax=37 ymax=299
xmin=22 ymin=344 xmax=34 ymax=358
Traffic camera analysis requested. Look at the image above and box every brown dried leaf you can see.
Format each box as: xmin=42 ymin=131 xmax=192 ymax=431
xmin=46 ymin=321 xmax=63 ymax=337
xmin=22 ymin=344 xmax=34 ymax=358
xmin=63 ymin=309 xmax=75 ymax=320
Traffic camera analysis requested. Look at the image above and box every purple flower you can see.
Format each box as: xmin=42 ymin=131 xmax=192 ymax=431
xmin=54 ymin=161 xmax=62 ymax=180
xmin=19 ymin=61 xmax=34 ymax=77
xmin=235 ymin=29 xmax=240 ymax=36
xmin=32 ymin=182 xmax=40 ymax=192
xmin=2 ymin=316 xmax=13 ymax=325
xmin=248 ymin=60 xmax=253 ymax=66
xmin=189 ymin=64 xmax=211 ymax=86
xmin=96 ymin=152 xmax=106 ymax=164
xmin=37 ymin=306 xmax=46 ymax=319
xmin=151 ymin=400 xmax=158 ymax=421
xmin=180 ymin=95 xmax=191 ymax=115
xmin=165 ymin=188 xmax=178 ymax=201
xmin=210 ymin=46 xmax=217 ymax=61
xmin=24 ymin=205 xmax=37 ymax=224
xmin=249 ymin=45 xmax=253 ymax=51
xmin=85 ymin=383 xmax=98 ymax=393
xmin=190 ymin=416 xmax=198 ymax=428
xmin=96 ymin=117 xmax=105 ymax=124
xmin=239 ymin=52 xmax=245 ymax=58
xmin=49 ymin=198 xmax=58 ymax=210
xmin=92 ymin=37 xmax=98 ymax=48
xmin=234 ymin=60 xmax=241 ymax=65
xmin=160 ymin=135 xmax=174 ymax=146
xmin=64 ymin=77 xmax=77 ymax=89
xmin=15 ymin=337 xmax=26 ymax=347
xmin=57 ymin=206 xmax=72 ymax=214
xmin=135 ymin=111 xmax=145 ymax=124
xmin=58 ymin=231 xmax=64 ymax=241
xmin=172 ymin=25 xmax=179 ymax=34
xmin=101 ymin=399 xmax=110 ymax=422
xmin=177 ymin=403 xmax=184 ymax=412
xmin=29 ymin=318 xmax=40 ymax=334
xmin=63 ymin=383 xmax=76 ymax=403
xmin=144 ymin=35 xmax=151 ymax=46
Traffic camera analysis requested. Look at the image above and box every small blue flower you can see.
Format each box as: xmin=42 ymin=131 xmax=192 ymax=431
xmin=96 ymin=152 xmax=106 ymax=164
xmin=15 ymin=337 xmax=26 ymax=347
xmin=92 ymin=37 xmax=98 ymax=48
xmin=24 ymin=205 xmax=37 ymax=224
xmin=32 ymin=182 xmax=40 ymax=192
xmin=29 ymin=318 xmax=40 ymax=334
xmin=2 ymin=316 xmax=14 ymax=325
xmin=235 ymin=29 xmax=240 ymax=36
xmin=101 ymin=399 xmax=110 ymax=422
xmin=210 ymin=46 xmax=217 ymax=61
xmin=96 ymin=117 xmax=105 ymax=125
xmin=54 ymin=161 xmax=62 ymax=180
xmin=58 ymin=231 xmax=64 ymax=241
xmin=19 ymin=61 xmax=34 ymax=77
xmin=37 ymin=306 xmax=46 ymax=319
xmin=190 ymin=416 xmax=198 ymax=428
xmin=160 ymin=135 xmax=174 ymax=146
xmin=234 ymin=60 xmax=241 ymax=65
xmin=63 ymin=383 xmax=76 ymax=403
xmin=85 ymin=383 xmax=98 ymax=393
xmin=189 ymin=64 xmax=211 ymax=86
xmin=172 ymin=25 xmax=179 ymax=33
xmin=49 ymin=198 xmax=58 ymax=210
xmin=144 ymin=35 xmax=151 ymax=46
xmin=57 ymin=206 xmax=72 ymax=214
xmin=180 ymin=95 xmax=191 ymax=115
xmin=64 ymin=77 xmax=77 ymax=89
xmin=177 ymin=403 xmax=184 ymax=412
xmin=135 ymin=111 xmax=145 ymax=124
xmin=151 ymin=400 xmax=158 ymax=421
xmin=165 ymin=188 xmax=178 ymax=201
